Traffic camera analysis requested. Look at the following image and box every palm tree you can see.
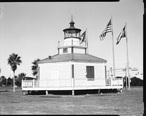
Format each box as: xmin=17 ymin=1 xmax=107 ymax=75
xmin=16 ymin=73 xmax=26 ymax=87
xmin=8 ymin=53 xmax=22 ymax=92
xmin=31 ymin=58 xmax=40 ymax=78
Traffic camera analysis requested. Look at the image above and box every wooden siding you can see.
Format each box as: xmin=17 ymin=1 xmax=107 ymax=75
xmin=74 ymin=63 xmax=106 ymax=87
xmin=64 ymin=38 xmax=80 ymax=46
xmin=95 ymin=64 xmax=105 ymax=79
xmin=59 ymin=47 xmax=85 ymax=54
xmin=74 ymin=48 xmax=85 ymax=54
xmin=39 ymin=63 xmax=71 ymax=87
xmin=37 ymin=62 xmax=107 ymax=89
xmin=59 ymin=48 xmax=71 ymax=54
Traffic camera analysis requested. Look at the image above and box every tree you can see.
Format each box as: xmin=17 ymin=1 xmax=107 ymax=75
xmin=0 ymin=76 xmax=6 ymax=86
xmin=131 ymin=77 xmax=143 ymax=86
xmin=16 ymin=73 xmax=26 ymax=87
xmin=8 ymin=53 xmax=22 ymax=92
xmin=31 ymin=58 xmax=40 ymax=78
xmin=7 ymin=77 xmax=13 ymax=86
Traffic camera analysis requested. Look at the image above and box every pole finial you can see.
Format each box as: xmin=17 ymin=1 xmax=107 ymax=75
xmin=69 ymin=15 xmax=75 ymax=28
xmin=71 ymin=14 xmax=73 ymax=22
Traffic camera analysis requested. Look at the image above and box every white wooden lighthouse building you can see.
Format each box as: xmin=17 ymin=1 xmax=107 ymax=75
xmin=22 ymin=19 xmax=123 ymax=95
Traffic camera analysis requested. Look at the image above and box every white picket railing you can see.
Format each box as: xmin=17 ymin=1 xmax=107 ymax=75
xmin=22 ymin=78 xmax=123 ymax=89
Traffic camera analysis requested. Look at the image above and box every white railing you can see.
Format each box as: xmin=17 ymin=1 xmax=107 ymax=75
xmin=75 ymin=78 xmax=106 ymax=87
xmin=22 ymin=78 xmax=123 ymax=89
xmin=106 ymin=78 xmax=112 ymax=86
xmin=22 ymin=80 xmax=33 ymax=88
xmin=106 ymin=78 xmax=123 ymax=86
xmin=22 ymin=79 xmax=39 ymax=88
xmin=111 ymin=78 xmax=123 ymax=86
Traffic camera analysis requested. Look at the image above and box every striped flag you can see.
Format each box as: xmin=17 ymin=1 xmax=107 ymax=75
xmin=116 ymin=25 xmax=126 ymax=45
xmin=99 ymin=19 xmax=112 ymax=41
xmin=80 ymin=31 xmax=86 ymax=44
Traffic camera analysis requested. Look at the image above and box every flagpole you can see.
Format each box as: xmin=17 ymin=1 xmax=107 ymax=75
xmin=0 ymin=6 xmax=3 ymax=78
xmin=86 ymin=28 xmax=88 ymax=54
xmin=125 ymin=23 xmax=130 ymax=90
xmin=111 ymin=16 xmax=116 ymax=79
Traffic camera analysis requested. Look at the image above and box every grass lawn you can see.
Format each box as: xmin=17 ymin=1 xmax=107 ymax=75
xmin=0 ymin=86 xmax=143 ymax=115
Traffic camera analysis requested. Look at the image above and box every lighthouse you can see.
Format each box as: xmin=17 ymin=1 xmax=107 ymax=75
xmin=58 ymin=17 xmax=87 ymax=54
xmin=22 ymin=17 xmax=123 ymax=95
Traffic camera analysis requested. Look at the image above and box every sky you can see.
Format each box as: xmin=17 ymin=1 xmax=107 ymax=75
xmin=0 ymin=0 xmax=143 ymax=79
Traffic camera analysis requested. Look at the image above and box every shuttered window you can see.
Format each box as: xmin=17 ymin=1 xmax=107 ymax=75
xmin=86 ymin=66 xmax=94 ymax=80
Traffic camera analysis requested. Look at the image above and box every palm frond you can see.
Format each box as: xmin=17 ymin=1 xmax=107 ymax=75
xmin=7 ymin=53 xmax=22 ymax=72
xmin=31 ymin=58 xmax=40 ymax=76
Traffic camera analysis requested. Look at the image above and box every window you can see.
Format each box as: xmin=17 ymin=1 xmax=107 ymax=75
xmin=86 ymin=66 xmax=94 ymax=81
xmin=63 ymin=48 xmax=68 ymax=53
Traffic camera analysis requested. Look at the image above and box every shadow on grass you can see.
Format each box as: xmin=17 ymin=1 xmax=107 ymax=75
xmin=26 ymin=89 xmax=119 ymax=96
xmin=0 ymin=90 xmax=8 ymax=92
xmin=75 ymin=89 xmax=118 ymax=95
xmin=27 ymin=90 xmax=72 ymax=95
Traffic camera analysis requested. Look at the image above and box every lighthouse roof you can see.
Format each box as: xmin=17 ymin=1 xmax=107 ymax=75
xmin=63 ymin=19 xmax=81 ymax=32
xmin=38 ymin=53 xmax=107 ymax=64
xmin=63 ymin=28 xmax=81 ymax=32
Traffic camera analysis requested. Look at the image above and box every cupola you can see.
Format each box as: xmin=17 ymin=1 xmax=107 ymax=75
xmin=57 ymin=16 xmax=87 ymax=54
xmin=63 ymin=17 xmax=81 ymax=41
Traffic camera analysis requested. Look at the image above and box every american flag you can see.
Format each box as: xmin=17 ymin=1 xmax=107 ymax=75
xmin=99 ymin=19 xmax=112 ymax=41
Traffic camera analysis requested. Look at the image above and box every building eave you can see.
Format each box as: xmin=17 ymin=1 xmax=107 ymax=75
xmin=38 ymin=53 xmax=107 ymax=64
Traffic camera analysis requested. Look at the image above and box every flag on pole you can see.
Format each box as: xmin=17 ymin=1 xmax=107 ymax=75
xmin=99 ymin=19 xmax=112 ymax=41
xmin=116 ymin=25 xmax=126 ymax=45
xmin=80 ymin=31 xmax=86 ymax=44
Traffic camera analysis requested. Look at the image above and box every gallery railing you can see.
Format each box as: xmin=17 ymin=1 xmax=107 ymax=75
xmin=22 ymin=77 xmax=123 ymax=89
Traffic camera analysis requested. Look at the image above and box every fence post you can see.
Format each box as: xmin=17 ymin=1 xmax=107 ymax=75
xmin=22 ymin=79 xmax=23 ymax=88
xmin=46 ymin=78 xmax=47 ymax=89
xmin=111 ymin=78 xmax=112 ymax=86
xmin=122 ymin=77 xmax=124 ymax=88
xmin=27 ymin=80 xmax=28 ymax=87
xmin=46 ymin=90 xmax=48 ymax=95
xmin=33 ymin=79 xmax=34 ymax=88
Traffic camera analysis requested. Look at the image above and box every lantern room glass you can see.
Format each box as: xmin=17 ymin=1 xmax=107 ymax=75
xmin=64 ymin=31 xmax=80 ymax=39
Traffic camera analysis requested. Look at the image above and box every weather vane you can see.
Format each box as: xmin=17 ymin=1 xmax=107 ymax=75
xmin=71 ymin=14 xmax=74 ymax=22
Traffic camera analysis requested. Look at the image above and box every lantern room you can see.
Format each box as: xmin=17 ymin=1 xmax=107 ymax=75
xmin=63 ymin=18 xmax=81 ymax=46
xmin=63 ymin=20 xmax=81 ymax=39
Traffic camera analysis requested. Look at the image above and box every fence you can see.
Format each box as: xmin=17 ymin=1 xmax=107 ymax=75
xmin=22 ymin=77 xmax=123 ymax=89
